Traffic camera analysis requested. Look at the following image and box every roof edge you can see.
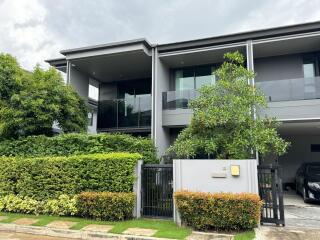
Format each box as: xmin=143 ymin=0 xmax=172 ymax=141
xmin=157 ymin=20 xmax=320 ymax=52
xmin=60 ymin=38 xmax=152 ymax=55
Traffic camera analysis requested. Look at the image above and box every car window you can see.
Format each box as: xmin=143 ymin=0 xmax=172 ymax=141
xmin=307 ymin=165 xmax=320 ymax=176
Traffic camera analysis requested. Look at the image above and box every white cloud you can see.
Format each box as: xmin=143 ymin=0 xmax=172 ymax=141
xmin=0 ymin=0 xmax=319 ymax=70
xmin=0 ymin=0 xmax=64 ymax=70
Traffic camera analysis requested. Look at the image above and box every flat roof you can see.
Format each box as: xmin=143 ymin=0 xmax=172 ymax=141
xmin=47 ymin=21 xmax=320 ymax=64
xmin=157 ymin=21 xmax=320 ymax=52
xmin=60 ymin=38 xmax=152 ymax=55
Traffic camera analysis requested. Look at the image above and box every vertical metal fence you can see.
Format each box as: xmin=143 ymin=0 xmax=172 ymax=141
xmin=258 ymin=165 xmax=285 ymax=226
xmin=141 ymin=164 xmax=173 ymax=218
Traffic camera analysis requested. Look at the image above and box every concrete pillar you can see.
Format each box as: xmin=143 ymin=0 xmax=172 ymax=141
xmin=154 ymin=48 xmax=171 ymax=158
xmin=133 ymin=160 xmax=143 ymax=218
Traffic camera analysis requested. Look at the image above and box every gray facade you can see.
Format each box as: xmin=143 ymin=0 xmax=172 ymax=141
xmin=47 ymin=21 xmax=320 ymax=161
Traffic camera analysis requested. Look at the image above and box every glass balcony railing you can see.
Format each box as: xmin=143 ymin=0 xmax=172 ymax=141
xmin=97 ymin=95 xmax=151 ymax=130
xmin=162 ymin=89 xmax=199 ymax=110
xmin=256 ymin=77 xmax=320 ymax=102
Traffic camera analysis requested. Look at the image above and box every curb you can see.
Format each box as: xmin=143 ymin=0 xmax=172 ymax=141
xmin=0 ymin=223 xmax=175 ymax=240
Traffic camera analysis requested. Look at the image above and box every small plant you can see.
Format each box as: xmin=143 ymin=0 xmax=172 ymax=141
xmin=174 ymin=191 xmax=262 ymax=231
xmin=43 ymin=195 xmax=77 ymax=216
xmin=77 ymin=192 xmax=135 ymax=221
xmin=169 ymin=52 xmax=289 ymax=159
xmin=0 ymin=194 xmax=76 ymax=216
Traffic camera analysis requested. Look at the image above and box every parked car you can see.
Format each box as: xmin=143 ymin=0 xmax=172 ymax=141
xmin=295 ymin=162 xmax=320 ymax=202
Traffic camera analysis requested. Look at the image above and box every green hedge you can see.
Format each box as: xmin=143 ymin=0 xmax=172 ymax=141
xmin=0 ymin=133 xmax=157 ymax=163
xmin=174 ymin=191 xmax=262 ymax=231
xmin=0 ymin=194 xmax=77 ymax=216
xmin=77 ymin=192 xmax=135 ymax=221
xmin=0 ymin=153 xmax=141 ymax=200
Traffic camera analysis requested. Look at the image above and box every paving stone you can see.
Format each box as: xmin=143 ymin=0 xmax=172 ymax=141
xmin=82 ymin=224 xmax=113 ymax=232
xmin=186 ymin=231 xmax=234 ymax=240
xmin=13 ymin=218 xmax=38 ymax=225
xmin=0 ymin=216 xmax=8 ymax=221
xmin=122 ymin=227 xmax=157 ymax=237
xmin=46 ymin=220 xmax=77 ymax=229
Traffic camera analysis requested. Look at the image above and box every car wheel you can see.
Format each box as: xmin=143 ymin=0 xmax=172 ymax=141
xmin=303 ymin=187 xmax=309 ymax=203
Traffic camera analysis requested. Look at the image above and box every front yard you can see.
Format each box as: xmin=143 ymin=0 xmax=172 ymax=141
xmin=0 ymin=212 xmax=255 ymax=239
xmin=0 ymin=212 xmax=191 ymax=239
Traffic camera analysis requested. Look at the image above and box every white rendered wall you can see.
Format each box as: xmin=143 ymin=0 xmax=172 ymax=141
xmin=173 ymin=159 xmax=259 ymax=223
xmin=173 ymin=159 xmax=258 ymax=194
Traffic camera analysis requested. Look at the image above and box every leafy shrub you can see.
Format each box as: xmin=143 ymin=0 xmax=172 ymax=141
xmin=0 ymin=194 xmax=77 ymax=216
xmin=77 ymin=192 xmax=135 ymax=221
xmin=174 ymin=191 xmax=262 ymax=231
xmin=0 ymin=195 xmax=38 ymax=214
xmin=0 ymin=133 xmax=157 ymax=163
xmin=0 ymin=153 xmax=141 ymax=199
xmin=43 ymin=195 xmax=77 ymax=216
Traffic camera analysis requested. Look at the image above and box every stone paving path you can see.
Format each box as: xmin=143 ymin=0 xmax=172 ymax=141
xmin=13 ymin=218 xmax=38 ymax=225
xmin=46 ymin=221 xmax=77 ymax=229
xmin=123 ymin=227 xmax=157 ymax=236
xmin=0 ymin=216 xmax=8 ymax=221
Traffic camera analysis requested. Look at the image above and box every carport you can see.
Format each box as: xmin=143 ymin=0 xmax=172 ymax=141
xmin=271 ymin=121 xmax=320 ymax=227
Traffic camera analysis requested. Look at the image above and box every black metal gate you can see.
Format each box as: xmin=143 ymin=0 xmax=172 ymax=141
xmin=258 ymin=164 xmax=285 ymax=226
xmin=141 ymin=164 xmax=173 ymax=218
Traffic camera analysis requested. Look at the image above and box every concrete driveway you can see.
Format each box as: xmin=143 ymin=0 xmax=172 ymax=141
xmin=284 ymin=191 xmax=320 ymax=228
xmin=256 ymin=191 xmax=320 ymax=240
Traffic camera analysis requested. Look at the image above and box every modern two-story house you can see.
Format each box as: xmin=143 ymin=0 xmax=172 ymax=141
xmin=47 ymin=21 xmax=320 ymax=187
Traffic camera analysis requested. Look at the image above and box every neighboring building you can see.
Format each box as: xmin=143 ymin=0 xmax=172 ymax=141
xmin=47 ymin=21 xmax=320 ymax=187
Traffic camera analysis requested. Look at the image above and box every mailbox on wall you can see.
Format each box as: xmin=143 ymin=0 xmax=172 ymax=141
xmin=231 ymin=165 xmax=240 ymax=176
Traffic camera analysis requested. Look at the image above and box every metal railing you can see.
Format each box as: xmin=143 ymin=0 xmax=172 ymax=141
xmin=256 ymin=76 xmax=320 ymax=102
xmin=162 ymin=89 xmax=199 ymax=110
xmin=97 ymin=95 xmax=151 ymax=129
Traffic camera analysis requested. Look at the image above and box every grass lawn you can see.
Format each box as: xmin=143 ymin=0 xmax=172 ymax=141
xmin=0 ymin=212 xmax=255 ymax=239
xmin=234 ymin=230 xmax=255 ymax=240
xmin=0 ymin=212 xmax=191 ymax=239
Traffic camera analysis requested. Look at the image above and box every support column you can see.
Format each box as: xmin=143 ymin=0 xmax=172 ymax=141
xmin=154 ymin=48 xmax=171 ymax=158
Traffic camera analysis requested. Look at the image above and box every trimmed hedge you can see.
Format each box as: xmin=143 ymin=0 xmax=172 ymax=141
xmin=174 ymin=191 xmax=262 ymax=231
xmin=0 ymin=153 xmax=141 ymax=200
xmin=0 ymin=133 xmax=157 ymax=163
xmin=77 ymin=192 xmax=135 ymax=221
xmin=0 ymin=194 xmax=77 ymax=216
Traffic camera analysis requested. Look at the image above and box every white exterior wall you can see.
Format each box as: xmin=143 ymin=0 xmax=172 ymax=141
xmin=173 ymin=159 xmax=258 ymax=194
xmin=173 ymin=159 xmax=259 ymax=223
xmin=69 ymin=67 xmax=89 ymax=100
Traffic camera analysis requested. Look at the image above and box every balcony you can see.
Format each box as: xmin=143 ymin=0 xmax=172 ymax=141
xmin=97 ymin=95 xmax=151 ymax=131
xmin=256 ymin=77 xmax=320 ymax=102
xmin=162 ymin=89 xmax=199 ymax=110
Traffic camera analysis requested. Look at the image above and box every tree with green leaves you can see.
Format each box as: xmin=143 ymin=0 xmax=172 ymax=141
xmin=168 ymin=51 xmax=289 ymax=159
xmin=0 ymin=53 xmax=88 ymax=139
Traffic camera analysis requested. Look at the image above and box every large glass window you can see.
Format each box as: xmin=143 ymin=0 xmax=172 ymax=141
xmin=88 ymin=84 xmax=99 ymax=101
xmin=303 ymin=63 xmax=316 ymax=78
xmin=195 ymin=66 xmax=216 ymax=89
xmin=174 ymin=65 xmax=215 ymax=91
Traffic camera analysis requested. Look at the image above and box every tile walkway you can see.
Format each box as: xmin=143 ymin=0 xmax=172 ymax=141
xmin=82 ymin=224 xmax=113 ymax=232
xmin=46 ymin=220 xmax=77 ymax=229
xmin=13 ymin=218 xmax=38 ymax=225
xmin=123 ymin=227 xmax=157 ymax=236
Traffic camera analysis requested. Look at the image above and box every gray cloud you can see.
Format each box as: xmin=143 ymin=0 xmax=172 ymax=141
xmin=0 ymin=0 xmax=319 ymax=70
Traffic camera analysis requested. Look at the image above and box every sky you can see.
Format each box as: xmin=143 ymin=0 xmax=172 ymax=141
xmin=0 ymin=0 xmax=320 ymax=70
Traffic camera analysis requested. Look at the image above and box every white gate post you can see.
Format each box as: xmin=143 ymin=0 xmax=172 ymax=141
xmin=133 ymin=160 xmax=143 ymax=218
